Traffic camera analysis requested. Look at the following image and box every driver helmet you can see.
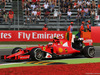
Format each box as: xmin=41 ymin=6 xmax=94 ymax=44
xmin=53 ymin=37 xmax=59 ymax=43
xmin=54 ymin=37 xmax=58 ymax=39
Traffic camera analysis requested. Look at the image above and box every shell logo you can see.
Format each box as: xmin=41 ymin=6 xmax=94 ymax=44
xmin=58 ymin=48 xmax=63 ymax=53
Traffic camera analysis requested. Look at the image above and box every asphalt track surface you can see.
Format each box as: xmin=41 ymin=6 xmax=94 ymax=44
xmin=0 ymin=46 xmax=100 ymax=64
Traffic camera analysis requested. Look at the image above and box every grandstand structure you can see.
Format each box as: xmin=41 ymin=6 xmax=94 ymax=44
xmin=0 ymin=0 xmax=100 ymax=30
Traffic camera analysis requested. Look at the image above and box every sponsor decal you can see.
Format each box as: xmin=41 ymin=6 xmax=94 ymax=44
xmin=0 ymin=32 xmax=12 ymax=39
xmin=18 ymin=32 xmax=64 ymax=40
xmin=83 ymin=39 xmax=93 ymax=43
xmin=20 ymin=56 xmax=29 ymax=59
xmin=45 ymin=53 xmax=52 ymax=58
xmin=0 ymin=31 xmax=66 ymax=41
xmin=63 ymin=42 xmax=69 ymax=47
xmin=65 ymin=49 xmax=68 ymax=53
xmin=58 ymin=48 xmax=63 ymax=53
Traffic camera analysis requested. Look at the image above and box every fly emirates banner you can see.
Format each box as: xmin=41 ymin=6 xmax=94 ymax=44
xmin=0 ymin=31 xmax=67 ymax=41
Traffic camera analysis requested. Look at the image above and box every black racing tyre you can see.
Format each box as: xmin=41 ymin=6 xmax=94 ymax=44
xmin=30 ymin=48 xmax=43 ymax=61
xmin=82 ymin=46 xmax=95 ymax=58
xmin=12 ymin=47 xmax=22 ymax=54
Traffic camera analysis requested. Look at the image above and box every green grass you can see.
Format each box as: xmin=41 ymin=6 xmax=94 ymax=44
xmin=0 ymin=42 xmax=99 ymax=46
xmin=73 ymin=31 xmax=79 ymax=35
xmin=0 ymin=58 xmax=100 ymax=69
xmin=93 ymin=43 xmax=100 ymax=46
xmin=51 ymin=58 xmax=100 ymax=64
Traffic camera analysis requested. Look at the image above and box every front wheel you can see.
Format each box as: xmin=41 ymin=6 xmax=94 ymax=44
xmin=30 ymin=48 xmax=43 ymax=61
xmin=82 ymin=46 xmax=95 ymax=58
xmin=12 ymin=47 xmax=22 ymax=54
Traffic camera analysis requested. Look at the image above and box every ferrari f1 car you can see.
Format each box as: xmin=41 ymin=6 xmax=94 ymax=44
xmin=1 ymin=34 xmax=95 ymax=61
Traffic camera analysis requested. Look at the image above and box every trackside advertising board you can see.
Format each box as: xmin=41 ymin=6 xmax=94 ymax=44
xmin=91 ymin=27 xmax=100 ymax=43
xmin=0 ymin=31 xmax=66 ymax=41
xmin=0 ymin=28 xmax=98 ymax=43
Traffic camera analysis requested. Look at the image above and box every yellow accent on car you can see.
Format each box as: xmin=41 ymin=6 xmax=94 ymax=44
xmin=58 ymin=48 xmax=63 ymax=53
xmin=60 ymin=41 xmax=63 ymax=45
xmin=43 ymin=47 xmax=46 ymax=51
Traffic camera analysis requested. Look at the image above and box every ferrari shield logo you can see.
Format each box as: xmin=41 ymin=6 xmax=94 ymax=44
xmin=43 ymin=47 xmax=46 ymax=51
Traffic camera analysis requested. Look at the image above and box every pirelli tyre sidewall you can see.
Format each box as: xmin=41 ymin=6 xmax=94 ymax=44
xmin=83 ymin=46 xmax=95 ymax=58
xmin=30 ymin=48 xmax=43 ymax=61
xmin=12 ymin=47 xmax=22 ymax=54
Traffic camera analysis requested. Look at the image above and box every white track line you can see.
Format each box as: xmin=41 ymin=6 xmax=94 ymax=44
xmin=0 ymin=62 xmax=27 ymax=65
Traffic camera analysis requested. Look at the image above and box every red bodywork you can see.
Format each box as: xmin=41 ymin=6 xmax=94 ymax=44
xmin=3 ymin=38 xmax=93 ymax=60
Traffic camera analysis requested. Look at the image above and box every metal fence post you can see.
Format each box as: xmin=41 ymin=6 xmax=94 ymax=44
xmin=17 ymin=0 xmax=19 ymax=30
xmin=57 ymin=0 xmax=60 ymax=31
xmin=14 ymin=14 xmax=15 ymax=30
xmin=14 ymin=14 xmax=15 ymax=25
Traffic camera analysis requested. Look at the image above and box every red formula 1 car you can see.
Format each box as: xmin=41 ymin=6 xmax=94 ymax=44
xmin=1 ymin=36 xmax=95 ymax=61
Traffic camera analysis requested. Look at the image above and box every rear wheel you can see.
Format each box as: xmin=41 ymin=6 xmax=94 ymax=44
xmin=30 ymin=48 xmax=43 ymax=61
xmin=82 ymin=46 xmax=95 ymax=58
xmin=12 ymin=47 xmax=22 ymax=54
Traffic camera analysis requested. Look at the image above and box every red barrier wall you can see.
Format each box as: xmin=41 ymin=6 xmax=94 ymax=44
xmin=0 ymin=31 xmax=66 ymax=41
xmin=92 ymin=26 xmax=100 ymax=43
xmin=0 ymin=27 xmax=99 ymax=43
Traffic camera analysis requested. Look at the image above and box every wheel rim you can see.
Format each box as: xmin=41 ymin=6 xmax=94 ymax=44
xmin=35 ymin=49 xmax=43 ymax=60
xmin=89 ymin=48 xmax=95 ymax=57
xmin=15 ymin=49 xmax=20 ymax=53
